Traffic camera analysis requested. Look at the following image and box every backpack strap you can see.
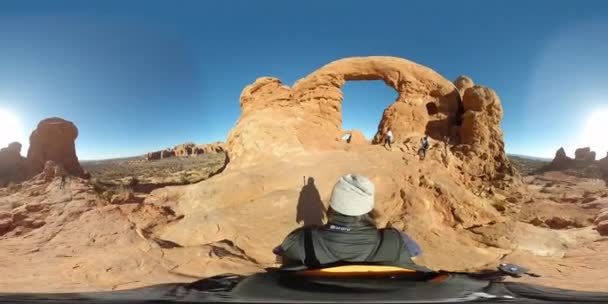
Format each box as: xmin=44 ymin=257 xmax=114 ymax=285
xmin=303 ymin=227 xmax=321 ymax=268
xmin=366 ymin=228 xmax=403 ymax=264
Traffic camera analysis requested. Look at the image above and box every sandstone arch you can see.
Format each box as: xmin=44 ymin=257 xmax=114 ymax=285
xmin=229 ymin=57 xmax=460 ymax=161
xmin=228 ymin=56 xmax=512 ymax=180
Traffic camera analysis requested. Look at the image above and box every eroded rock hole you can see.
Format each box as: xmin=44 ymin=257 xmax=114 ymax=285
xmin=426 ymin=102 xmax=439 ymax=116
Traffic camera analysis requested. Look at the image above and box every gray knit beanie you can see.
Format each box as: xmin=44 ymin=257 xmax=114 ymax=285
xmin=329 ymin=174 xmax=375 ymax=216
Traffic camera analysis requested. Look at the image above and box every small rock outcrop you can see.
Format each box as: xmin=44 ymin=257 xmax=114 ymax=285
xmin=548 ymin=147 xmax=575 ymax=170
xmin=596 ymin=208 xmax=608 ymax=236
xmin=575 ymin=147 xmax=596 ymax=162
xmin=26 ymin=118 xmax=86 ymax=178
xmin=0 ymin=142 xmax=27 ymax=186
xmin=544 ymin=148 xmax=608 ymax=180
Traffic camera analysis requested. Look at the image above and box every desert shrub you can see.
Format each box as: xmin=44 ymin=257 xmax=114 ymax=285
xmin=127 ymin=176 xmax=140 ymax=188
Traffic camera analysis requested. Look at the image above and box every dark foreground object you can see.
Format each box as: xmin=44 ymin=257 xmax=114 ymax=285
xmin=1 ymin=270 xmax=608 ymax=304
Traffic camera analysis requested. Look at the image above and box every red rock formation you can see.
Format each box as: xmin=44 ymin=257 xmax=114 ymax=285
xmin=228 ymin=56 xmax=512 ymax=181
xmin=146 ymin=142 xmax=226 ymax=161
xmin=174 ymin=143 xmax=196 ymax=157
xmin=147 ymin=151 xmax=161 ymax=161
xmin=195 ymin=142 xmax=226 ymax=154
xmin=160 ymin=150 xmax=175 ymax=159
xmin=548 ymin=147 xmax=576 ymax=170
xmin=575 ymin=147 xmax=596 ymax=162
xmin=457 ymin=86 xmax=513 ymax=178
xmin=0 ymin=142 xmax=27 ymax=186
xmin=26 ymin=118 xmax=86 ymax=178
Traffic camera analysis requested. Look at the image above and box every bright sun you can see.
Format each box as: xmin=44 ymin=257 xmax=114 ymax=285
xmin=0 ymin=109 xmax=24 ymax=149
xmin=582 ymin=109 xmax=608 ymax=156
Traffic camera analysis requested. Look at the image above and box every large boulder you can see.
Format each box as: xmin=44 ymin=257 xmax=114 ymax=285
xmin=548 ymin=147 xmax=575 ymax=170
xmin=575 ymin=147 xmax=596 ymax=162
xmin=26 ymin=118 xmax=86 ymax=178
xmin=0 ymin=142 xmax=27 ymax=186
xmin=458 ymin=86 xmax=513 ymax=179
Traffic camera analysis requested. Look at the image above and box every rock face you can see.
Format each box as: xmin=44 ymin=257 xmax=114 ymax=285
xmin=575 ymin=147 xmax=596 ymax=162
xmin=549 ymin=147 xmax=575 ymax=170
xmin=146 ymin=151 xmax=162 ymax=161
xmin=227 ymin=56 xmax=513 ymax=181
xmin=596 ymin=208 xmax=608 ymax=236
xmin=147 ymin=142 xmax=225 ymax=161
xmin=0 ymin=142 xmax=27 ymax=186
xmin=458 ymin=86 xmax=513 ymax=179
xmin=26 ymin=118 xmax=86 ymax=178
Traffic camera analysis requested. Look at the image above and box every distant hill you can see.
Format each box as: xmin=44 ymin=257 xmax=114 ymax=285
xmin=80 ymin=155 xmax=144 ymax=166
xmin=507 ymin=154 xmax=552 ymax=162
xmin=507 ymin=154 xmax=551 ymax=175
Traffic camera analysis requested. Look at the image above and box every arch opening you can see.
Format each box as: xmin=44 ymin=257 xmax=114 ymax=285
xmin=339 ymin=80 xmax=398 ymax=144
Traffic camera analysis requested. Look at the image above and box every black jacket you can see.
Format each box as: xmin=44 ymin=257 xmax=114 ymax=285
xmin=277 ymin=214 xmax=429 ymax=271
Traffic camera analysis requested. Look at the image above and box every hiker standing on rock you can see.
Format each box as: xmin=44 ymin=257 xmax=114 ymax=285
xmin=273 ymin=174 xmax=427 ymax=271
xmin=56 ymin=166 xmax=68 ymax=189
xmin=384 ymin=128 xmax=394 ymax=149
xmin=418 ymin=136 xmax=430 ymax=160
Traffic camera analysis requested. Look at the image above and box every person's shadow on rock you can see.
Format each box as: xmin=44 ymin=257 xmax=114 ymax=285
xmin=296 ymin=177 xmax=326 ymax=227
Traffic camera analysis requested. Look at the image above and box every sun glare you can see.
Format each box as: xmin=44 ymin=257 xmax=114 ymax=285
xmin=0 ymin=108 xmax=24 ymax=149
xmin=582 ymin=108 xmax=608 ymax=156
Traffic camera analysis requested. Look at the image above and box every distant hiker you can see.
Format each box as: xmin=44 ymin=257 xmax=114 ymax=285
xmin=442 ymin=135 xmax=450 ymax=168
xmin=418 ymin=136 xmax=430 ymax=160
xmin=55 ymin=165 xmax=68 ymax=189
xmin=384 ymin=129 xmax=394 ymax=149
xmin=273 ymin=174 xmax=427 ymax=271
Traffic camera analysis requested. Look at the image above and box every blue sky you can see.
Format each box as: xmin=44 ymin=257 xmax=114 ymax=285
xmin=0 ymin=0 xmax=607 ymax=160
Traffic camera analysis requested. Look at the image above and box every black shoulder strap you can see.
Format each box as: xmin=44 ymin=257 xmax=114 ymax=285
xmin=303 ymin=227 xmax=321 ymax=268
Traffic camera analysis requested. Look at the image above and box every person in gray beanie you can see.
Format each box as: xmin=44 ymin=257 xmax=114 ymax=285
xmin=273 ymin=174 xmax=426 ymax=271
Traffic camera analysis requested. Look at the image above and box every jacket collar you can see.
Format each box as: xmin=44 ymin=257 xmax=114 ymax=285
xmin=325 ymin=213 xmax=376 ymax=231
